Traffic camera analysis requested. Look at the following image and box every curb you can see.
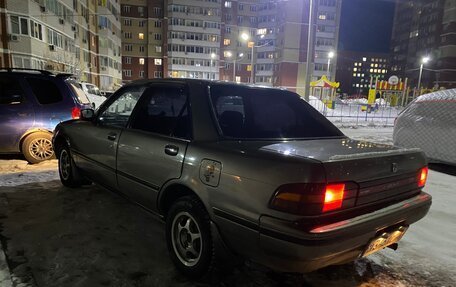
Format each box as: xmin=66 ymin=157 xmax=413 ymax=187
xmin=0 ymin=194 xmax=13 ymax=287
xmin=0 ymin=248 xmax=13 ymax=287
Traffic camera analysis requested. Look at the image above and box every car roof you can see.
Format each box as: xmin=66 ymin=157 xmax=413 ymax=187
xmin=415 ymin=89 xmax=456 ymax=103
xmin=122 ymin=78 xmax=288 ymax=92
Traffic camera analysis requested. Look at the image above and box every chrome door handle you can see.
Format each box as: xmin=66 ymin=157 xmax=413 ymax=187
xmin=164 ymin=145 xmax=179 ymax=156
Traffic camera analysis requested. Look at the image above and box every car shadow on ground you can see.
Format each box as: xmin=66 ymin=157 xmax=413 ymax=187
xmin=0 ymin=154 xmax=25 ymax=161
xmin=429 ymin=163 xmax=456 ymax=176
xmin=0 ymin=181 xmax=447 ymax=287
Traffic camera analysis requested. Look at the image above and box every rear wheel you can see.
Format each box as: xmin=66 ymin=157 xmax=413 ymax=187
xmin=22 ymin=132 xmax=54 ymax=164
xmin=58 ymin=145 xmax=87 ymax=187
xmin=166 ymin=196 xmax=215 ymax=279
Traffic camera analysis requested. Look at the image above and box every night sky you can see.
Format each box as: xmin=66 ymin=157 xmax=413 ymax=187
xmin=338 ymin=0 xmax=396 ymax=53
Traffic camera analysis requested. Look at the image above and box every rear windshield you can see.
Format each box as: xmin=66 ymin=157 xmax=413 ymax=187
xmin=209 ymin=85 xmax=344 ymax=139
xmin=67 ymin=80 xmax=90 ymax=104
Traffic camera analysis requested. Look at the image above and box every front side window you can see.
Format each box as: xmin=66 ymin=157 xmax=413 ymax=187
xmin=210 ymin=85 xmax=344 ymax=139
xmin=129 ymin=86 xmax=191 ymax=139
xmin=98 ymin=86 xmax=145 ymax=128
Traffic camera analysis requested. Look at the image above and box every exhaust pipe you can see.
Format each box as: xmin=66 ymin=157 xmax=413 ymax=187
xmin=387 ymin=243 xmax=398 ymax=251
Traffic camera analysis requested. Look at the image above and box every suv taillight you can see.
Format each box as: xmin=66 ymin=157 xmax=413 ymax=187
xmin=418 ymin=166 xmax=428 ymax=188
xmin=270 ymin=182 xmax=355 ymax=215
xmin=71 ymin=107 xmax=81 ymax=119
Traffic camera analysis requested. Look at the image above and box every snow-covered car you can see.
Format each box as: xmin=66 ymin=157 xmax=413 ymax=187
xmin=80 ymin=82 xmax=106 ymax=109
xmin=53 ymin=79 xmax=432 ymax=279
xmin=393 ymin=89 xmax=456 ymax=165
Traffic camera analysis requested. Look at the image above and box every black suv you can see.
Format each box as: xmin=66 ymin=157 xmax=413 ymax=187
xmin=0 ymin=68 xmax=92 ymax=163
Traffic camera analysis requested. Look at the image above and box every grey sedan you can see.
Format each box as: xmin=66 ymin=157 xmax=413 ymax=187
xmin=53 ymin=79 xmax=431 ymax=279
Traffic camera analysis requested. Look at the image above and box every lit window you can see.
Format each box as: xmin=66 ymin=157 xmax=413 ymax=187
xmin=139 ymin=58 xmax=145 ymax=65
xmin=257 ymin=28 xmax=267 ymax=35
xmin=356 ymin=84 xmax=360 ymax=87
xmin=138 ymin=33 xmax=144 ymax=40
xmin=224 ymin=1 xmax=232 ymax=8
xmin=362 ymin=74 xmax=365 ymax=77
xmin=357 ymin=73 xmax=361 ymax=77
xmin=154 ymin=59 xmax=162 ymax=65
xmin=353 ymin=68 xmax=357 ymax=72
xmin=247 ymin=65 xmax=252 ymax=71
xmin=318 ymin=14 xmax=326 ymax=20
xmin=362 ymin=57 xmax=367 ymax=62
xmin=370 ymin=69 xmax=373 ymax=73
xmin=375 ymin=64 xmax=378 ymax=67
xmin=374 ymin=69 xmax=378 ymax=73
xmin=354 ymin=63 xmax=358 ymax=66
xmin=224 ymin=39 xmax=231 ymax=46
xmin=224 ymin=51 xmax=231 ymax=57
xmin=353 ymin=73 xmax=356 ymax=77
xmin=155 ymin=46 xmax=161 ymax=53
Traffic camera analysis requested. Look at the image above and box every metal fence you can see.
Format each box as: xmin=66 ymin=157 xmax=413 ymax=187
xmin=308 ymin=99 xmax=403 ymax=127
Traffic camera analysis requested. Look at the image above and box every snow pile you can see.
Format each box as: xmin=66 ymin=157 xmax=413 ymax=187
xmin=0 ymin=159 xmax=58 ymax=187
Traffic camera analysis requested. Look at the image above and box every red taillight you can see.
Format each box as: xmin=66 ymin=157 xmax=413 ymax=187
xmin=322 ymin=183 xmax=345 ymax=212
xmin=270 ymin=182 xmax=350 ymax=215
xmin=418 ymin=167 xmax=428 ymax=187
xmin=71 ymin=107 xmax=81 ymax=119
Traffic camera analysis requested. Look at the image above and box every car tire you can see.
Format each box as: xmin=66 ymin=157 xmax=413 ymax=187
xmin=58 ymin=146 xmax=87 ymax=188
xmin=166 ymin=195 xmax=216 ymax=279
xmin=22 ymin=132 xmax=55 ymax=164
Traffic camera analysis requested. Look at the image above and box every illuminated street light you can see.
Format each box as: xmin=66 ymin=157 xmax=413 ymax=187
xmin=210 ymin=53 xmax=217 ymax=80
xmin=417 ymin=56 xmax=430 ymax=96
xmin=241 ymin=33 xmax=249 ymax=41
xmin=225 ymin=51 xmax=245 ymax=82
xmin=327 ymin=51 xmax=335 ymax=80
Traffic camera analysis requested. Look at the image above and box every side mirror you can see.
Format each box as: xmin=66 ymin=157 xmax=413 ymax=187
xmin=80 ymin=109 xmax=95 ymax=120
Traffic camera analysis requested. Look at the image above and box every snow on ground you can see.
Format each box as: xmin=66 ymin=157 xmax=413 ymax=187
xmin=0 ymin=158 xmax=58 ymax=187
xmin=0 ymin=128 xmax=455 ymax=286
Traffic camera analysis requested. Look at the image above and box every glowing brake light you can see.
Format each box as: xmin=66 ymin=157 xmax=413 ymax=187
xmin=71 ymin=107 xmax=81 ymax=119
xmin=418 ymin=167 xmax=428 ymax=187
xmin=322 ymin=183 xmax=345 ymax=212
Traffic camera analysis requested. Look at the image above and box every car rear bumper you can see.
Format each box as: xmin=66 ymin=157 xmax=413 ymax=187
xmin=256 ymin=192 xmax=432 ymax=272
xmin=214 ymin=192 xmax=431 ymax=273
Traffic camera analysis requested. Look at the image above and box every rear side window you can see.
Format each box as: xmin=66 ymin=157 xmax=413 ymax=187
xmin=0 ymin=75 xmax=24 ymax=105
xmin=26 ymin=78 xmax=62 ymax=105
xmin=67 ymin=81 xmax=90 ymax=104
xmin=210 ymin=85 xmax=343 ymax=139
xmin=130 ymin=86 xmax=191 ymax=139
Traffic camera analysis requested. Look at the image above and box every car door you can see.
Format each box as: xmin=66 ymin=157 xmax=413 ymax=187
xmin=116 ymin=84 xmax=192 ymax=210
xmin=70 ymin=86 xmax=144 ymax=189
xmin=0 ymin=75 xmax=34 ymax=153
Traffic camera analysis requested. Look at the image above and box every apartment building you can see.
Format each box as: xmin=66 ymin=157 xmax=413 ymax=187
xmin=390 ymin=0 xmax=455 ymax=89
xmin=336 ymin=51 xmax=389 ymax=96
xmin=0 ymin=0 xmax=122 ymax=91
xmin=121 ymin=0 xmax=342 ymax=95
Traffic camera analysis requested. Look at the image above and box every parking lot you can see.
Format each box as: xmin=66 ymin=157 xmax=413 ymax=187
xmin=0 ymin=127 xmax=455 ymax=287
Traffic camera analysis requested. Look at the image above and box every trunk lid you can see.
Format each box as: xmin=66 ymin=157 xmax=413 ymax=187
xmin=261 ymin=138 xmax=427 ymax=207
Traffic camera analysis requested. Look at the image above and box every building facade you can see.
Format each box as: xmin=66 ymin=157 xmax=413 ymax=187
xmin=0 ymin=0 xmax=122 ymax=91
xmin=390 ymin=0 xmax=456 ymax=89
xmin=336 ymin=51 xmax=389 ymax=96
xmin=120 ymin=0 xmax=342 ymax=96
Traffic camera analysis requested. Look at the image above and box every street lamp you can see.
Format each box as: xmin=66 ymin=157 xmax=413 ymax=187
xmin=417 ymin=56 xmax=430 ymax=96
xmin=240 ymin=33 xmax=255 ymax=84
xmin=225 ymin=51 xmax=245 ymax=82
xmin=210 ymin=53 xmax=216 ymax=80
xmin=327 ymin=51 xmax=335 ymax=80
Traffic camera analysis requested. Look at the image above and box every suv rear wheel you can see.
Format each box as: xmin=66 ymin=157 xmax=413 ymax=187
xmin=22 ymin=132 xmax=54 ymax=164
xmin=166 ymin=196 xmax=216 ymax=279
